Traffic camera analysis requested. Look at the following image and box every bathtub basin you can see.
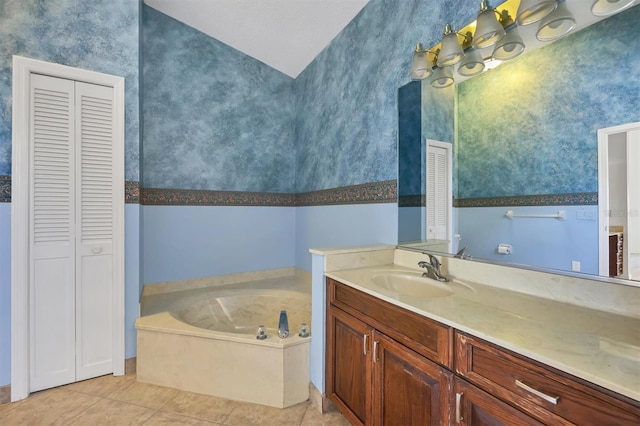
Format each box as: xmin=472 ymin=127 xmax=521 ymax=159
xmin=136 ymin=275 xmax=311 ymax=408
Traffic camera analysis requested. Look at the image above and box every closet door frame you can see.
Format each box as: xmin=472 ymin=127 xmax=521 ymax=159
xmin=11 ymin=56 xmax=125 ymax=401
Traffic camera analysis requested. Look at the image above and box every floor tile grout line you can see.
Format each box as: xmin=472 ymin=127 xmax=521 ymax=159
xmin=154 ymin=407 xmax=229 ymax=425
xmin=49 ymin=389 xmax=104 ymax=426
xmin=138 ymin=407 xmax=162 ymax=425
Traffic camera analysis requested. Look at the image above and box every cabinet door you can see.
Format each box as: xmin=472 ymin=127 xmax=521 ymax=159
xmin=327 ymin=306 xmax=372 ymax=426
xmin=454 ymin=378 xmax=544 ymax=426
xmin=372 ymin=331 xmax=452 ymax=426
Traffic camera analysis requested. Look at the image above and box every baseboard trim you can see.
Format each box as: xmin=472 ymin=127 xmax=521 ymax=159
xmin=0 ymin=357 xmax=136 ymax=405
xmin=309 ymin=382 xmax=337 ymax=414
xmin=125 ymin=357 xmax=136 ymax=375
xmin=0 ymin=384 xmax=11 ymax=405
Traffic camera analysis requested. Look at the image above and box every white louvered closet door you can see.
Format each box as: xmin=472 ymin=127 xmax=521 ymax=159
xmin=75 ymin=81 xmax=115 ymax=381
xmin=30 ymin=74 xmax=77 ymax=391
xmin=426 ymin=144 xmax=449 ymax=241
xmin=29 ymin=74 xmax=115 ymax=391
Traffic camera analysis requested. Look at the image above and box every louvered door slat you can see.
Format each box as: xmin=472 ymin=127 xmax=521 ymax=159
xmin=78 ymin=92 xmax=114 ymax=244
xmin=32 ymin=85 xmax=73 ymax=245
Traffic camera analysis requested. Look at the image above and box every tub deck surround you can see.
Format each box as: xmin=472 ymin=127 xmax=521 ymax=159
xmin=136 ymin=272 xmax=312 ymax=408
xmin=311 ymin=246 xmax=640 ymax=402
xmin=141 ymin=266 xmax=305 ymax=298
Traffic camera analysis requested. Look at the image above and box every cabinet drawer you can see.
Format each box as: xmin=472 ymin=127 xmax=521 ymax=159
xmin=328 ymin=278 xmax=452 ymax=368
xmin=455 ymin=332 xmax=640 ymax=425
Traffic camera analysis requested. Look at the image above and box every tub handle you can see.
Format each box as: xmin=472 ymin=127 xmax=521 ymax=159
xmin=363 ymin=334 xmax=369 ymax=355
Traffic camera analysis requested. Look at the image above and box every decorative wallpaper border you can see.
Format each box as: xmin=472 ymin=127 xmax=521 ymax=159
xmin=141 ymin=187 xmax=296 ymax=207
xmin=125 ymin=181 xmax=140 ymax=204
xmin=0 ymin=177 xmax=397 ymax=206
xmin=1 ymin=178 xmax=599 ymax=208
xmin=454 ymin=192 xmax=598 ymax=208
xmin=1 ymin=176 xmax=141 ymax=204
xmin=0 ymin=176 xmax=10 ymax=203
xmin=295 ymin=180 xmax=397 ymax=207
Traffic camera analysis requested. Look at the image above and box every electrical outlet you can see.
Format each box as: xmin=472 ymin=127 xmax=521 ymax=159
xmin=577 ymin=210 xmax=594 ymax=220
xmin=572 ymin=261 xmax=581 ymax=272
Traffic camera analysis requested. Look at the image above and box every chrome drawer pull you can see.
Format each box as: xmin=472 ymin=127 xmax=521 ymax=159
xmin=363 ymin=334 xmax=369 ymax=355
xmin=455 ymin=392 xmax=464 ymax=423
xmin=515 ymin=379 xmax=559 ymax=404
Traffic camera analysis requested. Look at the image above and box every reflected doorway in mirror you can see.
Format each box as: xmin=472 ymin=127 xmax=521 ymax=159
xmin=597 ymin=121 xmax=640 ymax=281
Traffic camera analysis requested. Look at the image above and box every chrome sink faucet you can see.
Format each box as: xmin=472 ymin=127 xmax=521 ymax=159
xmin=454 ymin=246 xmax=471 ymax=259
xmin=418 ymin=254 xmax=449 ymax=282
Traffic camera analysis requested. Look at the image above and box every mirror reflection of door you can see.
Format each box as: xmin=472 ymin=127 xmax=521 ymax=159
xmin=598 ymin=122 xmax=640 ymax=280
xmin=426 ymin=140 xmax=453 ymax=253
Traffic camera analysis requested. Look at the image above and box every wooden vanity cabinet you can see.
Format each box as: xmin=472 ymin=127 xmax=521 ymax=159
xmin=326 ymin=278 xmax=453 ymax=425
xmin=453 ymin=377 xmax=545 ymax=426
xmin=326 ymin=278 xmax=640 ymax=425
xmin=455 ymin=332 xmax=640 ymax=426
xmin=373 ymin=331 xmax=453 ymax=426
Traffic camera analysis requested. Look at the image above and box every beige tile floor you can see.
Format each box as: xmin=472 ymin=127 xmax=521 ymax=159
xmin=0 ymin=371 xmax=350 ymax=426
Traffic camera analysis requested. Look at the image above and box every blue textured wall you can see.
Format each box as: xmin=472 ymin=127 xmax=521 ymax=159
xmin=398 ymin=81 xmax=422 ymax=197
xmin=294 ymin=0 xmax=472 ymax=193
xmin=141 ymin=6 xmax=296 ymax=192
xmin=457 ymin=6 xmax=640 ymax=199
xmin=0 ymin=0 xmax=140 ymax=181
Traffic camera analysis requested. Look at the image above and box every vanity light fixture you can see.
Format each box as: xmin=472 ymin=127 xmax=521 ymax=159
xmin=472 ymin=0 xmax=507 ymax=49
xmin=457 ymin=48 xmax=485 ymax=77
xmin=516 ymin=0 xmax=557 ymax=25
xmin=536 ymin=1 xmax=576 ymax=41
xmin=409 ymin=43 xmax=435 ymax=80
xmin=431 ymin=66 xmax=454 ymax=88
xmin=409 ymin=0 xmax=621 ymax=88
xmin=591 ymin=0 xmax=636 ymax=16
xmin=436 ymin=24 xmax=467 ymax=67
xmin=492 ymin=26 xmax=526 ymax=61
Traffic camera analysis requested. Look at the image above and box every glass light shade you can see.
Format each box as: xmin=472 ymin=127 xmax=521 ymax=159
xmin=409 ymin=48 xmax=433 ymax=80
xmin=457 ymin=49 xmax=485 ymax=77
xmin=472 ymin=2 xmax=506 ymax=49
xmin=536 ymin=2 xmax=576 ymax=42
xmin=437 ymin=25 xmax=464 ymax=67
xmin=431 ymin=67 xmax=454 ymax=89
xmin=492 ymin=27 xmax=525 ymax=61
xmin=591 ymin=0 xmax=635 ymax=16
xmin=516 ymin=0 xmax=557 ymax=25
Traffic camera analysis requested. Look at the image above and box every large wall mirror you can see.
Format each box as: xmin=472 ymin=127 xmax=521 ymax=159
xmin=398 ymin=3 xmax=640 ymax=284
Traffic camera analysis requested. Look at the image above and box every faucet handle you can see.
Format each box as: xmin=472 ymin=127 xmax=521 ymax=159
xmin=428 ymin=254 xmax=441 ymax=269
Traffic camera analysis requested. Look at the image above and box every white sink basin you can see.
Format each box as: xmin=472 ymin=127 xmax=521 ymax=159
xmin=371 ymin=272 xmax=454 ymax=298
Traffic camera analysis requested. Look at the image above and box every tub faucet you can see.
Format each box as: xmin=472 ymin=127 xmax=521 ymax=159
xmin=418 ymin=255 xmax=448 ymax=282
xmin=278 ymin=310 xmax=289 ymax=338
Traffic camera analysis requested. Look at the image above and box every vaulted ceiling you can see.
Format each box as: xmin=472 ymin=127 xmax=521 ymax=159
xmin=144 ymin=0 xmax=371 ymax=78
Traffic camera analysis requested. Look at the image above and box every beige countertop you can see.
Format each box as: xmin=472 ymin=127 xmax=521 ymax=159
xmin=326 ymin=263 xmax=640 ymax=402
